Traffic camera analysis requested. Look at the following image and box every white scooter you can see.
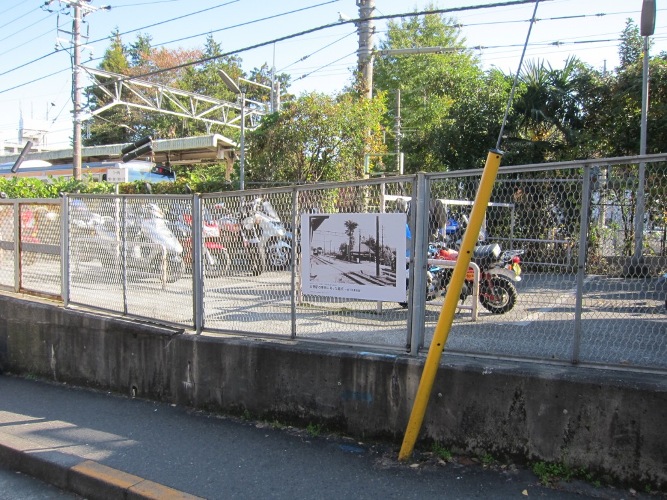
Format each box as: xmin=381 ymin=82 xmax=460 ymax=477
xmin=247 ymin=198 xmax=292 ymax=271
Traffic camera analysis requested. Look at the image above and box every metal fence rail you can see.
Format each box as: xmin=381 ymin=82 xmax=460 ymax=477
xmin=1 ymin=154 xmax=665 ymax=372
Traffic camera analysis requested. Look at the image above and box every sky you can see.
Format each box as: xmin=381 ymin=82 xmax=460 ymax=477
xmin=0 ymin=0 xmax=664 ymax=150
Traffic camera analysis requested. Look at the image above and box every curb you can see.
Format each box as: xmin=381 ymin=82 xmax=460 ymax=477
xmin=0 ymin=432 xmax=202 ymax=500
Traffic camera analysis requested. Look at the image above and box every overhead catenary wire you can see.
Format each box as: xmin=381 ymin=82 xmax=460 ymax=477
xmin=0 ymin=0 xmax=661 ymax=99
xmin=93 ymin=0 xmax=558 ymax=86
xmin=292 ymin=50 xmax=357 ymax=82
xmin=496 ymin=0 xmax=541 ymax=151
xmin=0 ymin=0 xmax=338 ymax=81
xmin=278 ymin=30 xmax=356 ymax=73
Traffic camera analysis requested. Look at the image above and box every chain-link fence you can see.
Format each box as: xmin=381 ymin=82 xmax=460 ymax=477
xmin=1 ymin=155 xmax=665 ymax=372
xmin=0 ymin=199 xmax=61 ymax=296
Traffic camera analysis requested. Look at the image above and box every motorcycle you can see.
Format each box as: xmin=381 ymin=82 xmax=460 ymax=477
xmin=169 ymin=205 xmax=230 ymax=278
xmin=428 ymin=213 xmax=524 ymax=314
xmin=246 ymin=198 xmax=292 ymax=271
xmin=214 ymin=202 xmax=263 ymax=276
xmin=70 ymin=199 xmax=184 ymax=283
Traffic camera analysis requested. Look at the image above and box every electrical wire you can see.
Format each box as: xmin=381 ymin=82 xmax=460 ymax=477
xmin=278 ymin=31 xmax=356 ymax=72
xmin=151 ymin=0 xmax=342 ymax=48
xmin=0 ymin=5 xmax=40 ymax=31
xmin=103 ymin=0 xmax=558 ymax=85
xmin=0 ymin=10 xmax=52 ymax=43
xmin=0 ymin=26 xmax=56 ymax=58
xmin=112 ymin=0 xmax=187 ymax=7
xmin=496 ymin=0 xmax=540 ymax=150
xmin=1 ymin=0 xmax=660 ymax=100
xmin=293 ymin=50 xmax=357 ymax=82
xmin=101 ymin=0 xmax=240 ymax=41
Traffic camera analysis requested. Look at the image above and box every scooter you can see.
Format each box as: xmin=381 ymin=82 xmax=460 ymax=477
xmin=70 ymin=199 xmax=184 ymax=283
xmin=246 ymin=198 xmax=292 ymax=271
xmin=214 ymin=203 xmax=263 ymax=276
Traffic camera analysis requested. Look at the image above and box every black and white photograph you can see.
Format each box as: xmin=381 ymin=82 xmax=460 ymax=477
xmin=300 ymin=213 xmax=407 ymax=301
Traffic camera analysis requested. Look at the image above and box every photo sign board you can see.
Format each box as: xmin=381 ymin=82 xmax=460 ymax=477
xmin=301 ymin=213 xmax=407 ymax=302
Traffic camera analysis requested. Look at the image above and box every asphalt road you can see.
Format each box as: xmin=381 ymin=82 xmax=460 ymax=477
xmin=0 ymin=375 xmax=647 ymax=500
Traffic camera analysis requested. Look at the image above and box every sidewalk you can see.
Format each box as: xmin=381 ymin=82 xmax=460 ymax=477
xmin=0 ymin=375 xmax=637 ymax=499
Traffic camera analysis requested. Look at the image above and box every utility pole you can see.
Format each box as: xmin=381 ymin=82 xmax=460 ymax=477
xmin=633 ymin=0 xmax=656 ymax=267
xmin=51 ymin=0 xmax=109 ymax=180
xmin=357 ymin=0 xmax=375 ymax=98
xmin=394 ymin=88 xmax=401 ymax=173
xmin=72 ymin=2 xmax=82 ymax=180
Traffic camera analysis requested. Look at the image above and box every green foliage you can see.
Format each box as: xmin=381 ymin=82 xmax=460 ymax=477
xmin=306 ymin=423 xmax=322 ymax=437
xmin=618 ymin=19 xmax=643 ymax=68
xmin=531 ymin=461 xmax=595 ymax=486
xmin=247 ymin=92 xmax=387 ymax=183
xmin=373 ymin=9 xmax=505 ymax=172
xmin=0 ymin=175 xmax=115 ymax=198
xmin=430 ymin=442 xmax=452 ymax=461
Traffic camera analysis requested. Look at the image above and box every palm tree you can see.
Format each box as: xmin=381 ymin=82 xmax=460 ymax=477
xmin=344 ymin=220 xmax=358 ymax=262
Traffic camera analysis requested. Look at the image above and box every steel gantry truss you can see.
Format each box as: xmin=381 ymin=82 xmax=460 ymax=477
xmin=82 ymin=67 xmax=267 ymax=133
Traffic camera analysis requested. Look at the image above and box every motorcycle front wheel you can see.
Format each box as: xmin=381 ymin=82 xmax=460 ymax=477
xmin=479 ymin=276 xmax=517 ymax=314
xmin=266 ymin=241 xmax=291 ymax=271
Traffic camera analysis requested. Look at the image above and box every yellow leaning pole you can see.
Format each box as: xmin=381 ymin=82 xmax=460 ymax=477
xmin=398 ymin=148 xmax=503 ymax=461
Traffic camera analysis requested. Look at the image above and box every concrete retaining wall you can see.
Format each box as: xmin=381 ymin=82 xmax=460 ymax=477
xmin=0 ymin=293 xmax=665 ymax=489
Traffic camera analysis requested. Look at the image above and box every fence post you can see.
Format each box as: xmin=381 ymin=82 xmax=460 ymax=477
xmin=192 ymin=195 xmax=204 ymax=334
xmin=407 ymin=173 xmax=429 ymax=354
xmin=12 ymin=201 xmax=19 ymax=293
xmin=572 ymin=165 xmax=591 ymax=365
xmin=121 ymin=197 xmax=128 ymax=315
xmin=290 ymin=188 xmax=299 ymax=339
xmin=61 ymin=196 xmax=70 ymax=306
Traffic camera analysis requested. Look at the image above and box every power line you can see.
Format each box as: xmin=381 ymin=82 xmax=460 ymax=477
xmin=0 ymin=26 xmax=55 ymax=58
xmin=105 ymin=0 xmax=558 ymax=85
xmin=97 ymin=0 xmax=241 ymax=42
xmin=278 ymin=31 xmax=356 ymax=72
xmin=0 ymin=10 xmax=53 ymax=43
xmin=0 ymin=5 xmax=40 ymax=31
xmin=150 ymin=0 xmax=342 ymax=48
xmin=293 ymin=50 xmax=357 ymax=82
xmin=112 ymin=0 xmax=187 ymax=7
xmin=2 ymin=0 xmax=659 ymax=99
xmin=0 ymin=68 xmax=70 ymax=95
xmin=0 ymin=1 xmax=334 ymax=84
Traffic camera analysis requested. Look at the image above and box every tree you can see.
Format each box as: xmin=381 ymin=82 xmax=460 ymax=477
xmin=247 ymin=63 xmax=292 ymax=108
xmin=618 ymin=19 xmax=643 ymax=69
xmin=247 ymin=92 xmax=386 ymax=184
xmin=504 ymin=56 xmax=601 ymax=164
xmin=373 ymin=7 xmax=504 ymax=172
xmin=344 ymin=220 xmax=359 ymax=261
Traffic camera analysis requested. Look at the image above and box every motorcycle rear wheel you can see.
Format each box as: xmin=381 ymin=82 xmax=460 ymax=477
xmin=205 ymin=248 xmax=230 ymax=278
xmin=479 ymin=276 xmax=517 ymax=314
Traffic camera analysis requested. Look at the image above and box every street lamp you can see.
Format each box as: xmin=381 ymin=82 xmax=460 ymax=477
xmin=219 ymin=69 xmax=246 ymax=191
xmin=633 ymin=0 xmax=656 ymax=268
